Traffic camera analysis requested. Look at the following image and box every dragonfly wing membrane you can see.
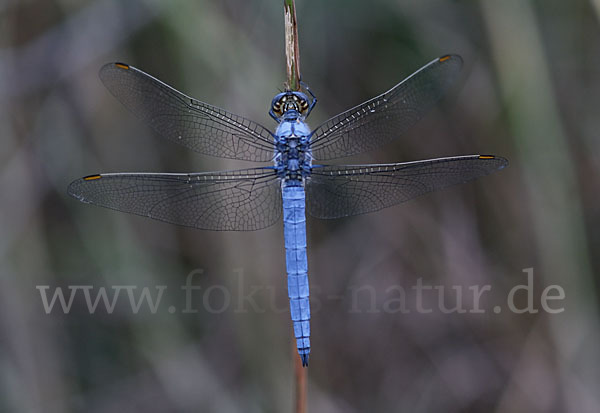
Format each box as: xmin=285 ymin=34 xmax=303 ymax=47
xmin=99 ymin=63 xmax=275 ymax=162
xmin=310 ymin=55 xmax=463 ymax=160
xmin=68 ymin=168 xmax=282 ymax=231
xmin=306 ymin=155 xmax=507 ymax=219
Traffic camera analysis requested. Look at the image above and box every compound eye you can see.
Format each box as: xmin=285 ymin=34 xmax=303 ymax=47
xmin=272 ymin=97 xmax=285 ymax=116
xmin=299 ymin=97 xmax=309 ymax=112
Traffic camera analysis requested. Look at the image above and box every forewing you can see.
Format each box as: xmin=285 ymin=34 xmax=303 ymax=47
xmin=310 ymin=55 xmax=463 ymax=160
xmin=306 ymin=155 xmax=507 ymax=219
xmin=99 ymin=63 xmax=275 ymax=162
xmin=68 ymin=168 xmax=281 ymax=231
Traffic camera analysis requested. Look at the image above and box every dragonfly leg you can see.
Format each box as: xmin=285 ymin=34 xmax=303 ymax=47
xmin=300 ymin=80 xmax=317 ymax=117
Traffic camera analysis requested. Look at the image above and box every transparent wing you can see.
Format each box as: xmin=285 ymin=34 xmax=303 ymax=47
xmin=309 ymin=55 xmax=463 ymax=160
xmin=306 ymin=155 xmax=507 ymax=219
xmin=99 ymin=63 xmax=275 ymax=162
xmin=68 ymin=168 xmax=281 ymax=231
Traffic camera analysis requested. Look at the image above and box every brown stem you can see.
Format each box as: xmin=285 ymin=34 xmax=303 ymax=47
xmin=284 ymin=0 xmax=301 ymax=91
xmin=284 ymin=2 xmax=307 ymax=411
xmin=293 ymin=334 xmax=307 ymax=413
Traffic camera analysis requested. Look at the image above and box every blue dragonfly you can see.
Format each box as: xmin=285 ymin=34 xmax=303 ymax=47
xmin=68 ymin=55 xmax=507 ymax=367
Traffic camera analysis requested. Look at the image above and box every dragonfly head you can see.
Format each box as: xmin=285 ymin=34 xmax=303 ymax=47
xmin=270 ymin=91 xmax=310 ymax=119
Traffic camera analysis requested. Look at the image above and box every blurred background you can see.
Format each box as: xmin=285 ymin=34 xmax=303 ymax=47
xmin=1 ymin=0 xmax=599 ymax=411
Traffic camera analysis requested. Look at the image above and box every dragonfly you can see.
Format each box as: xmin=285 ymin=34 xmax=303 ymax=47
xmin=68 ymin=55 xmax=507 ymax=367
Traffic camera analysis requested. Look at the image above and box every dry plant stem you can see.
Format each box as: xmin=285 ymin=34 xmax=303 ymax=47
xmin=284 ymin=1 xmax=307 ymax=411
xmin=284 ymin=0 xmax=301 ymax=91
xmin=293 ymin=333 xmax=307 ymax=413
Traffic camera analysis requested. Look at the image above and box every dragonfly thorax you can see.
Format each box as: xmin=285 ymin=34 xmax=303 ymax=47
xmin=274 ymin=118 xmax=312 ymax=183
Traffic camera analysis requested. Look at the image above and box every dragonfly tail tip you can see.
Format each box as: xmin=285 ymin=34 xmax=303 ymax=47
xmin=301 ymin=354 xmax=309 ymax=367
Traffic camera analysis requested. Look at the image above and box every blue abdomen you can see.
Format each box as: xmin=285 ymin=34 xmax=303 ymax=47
xmin=282 ymin=185 xmax=310 ymax=366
